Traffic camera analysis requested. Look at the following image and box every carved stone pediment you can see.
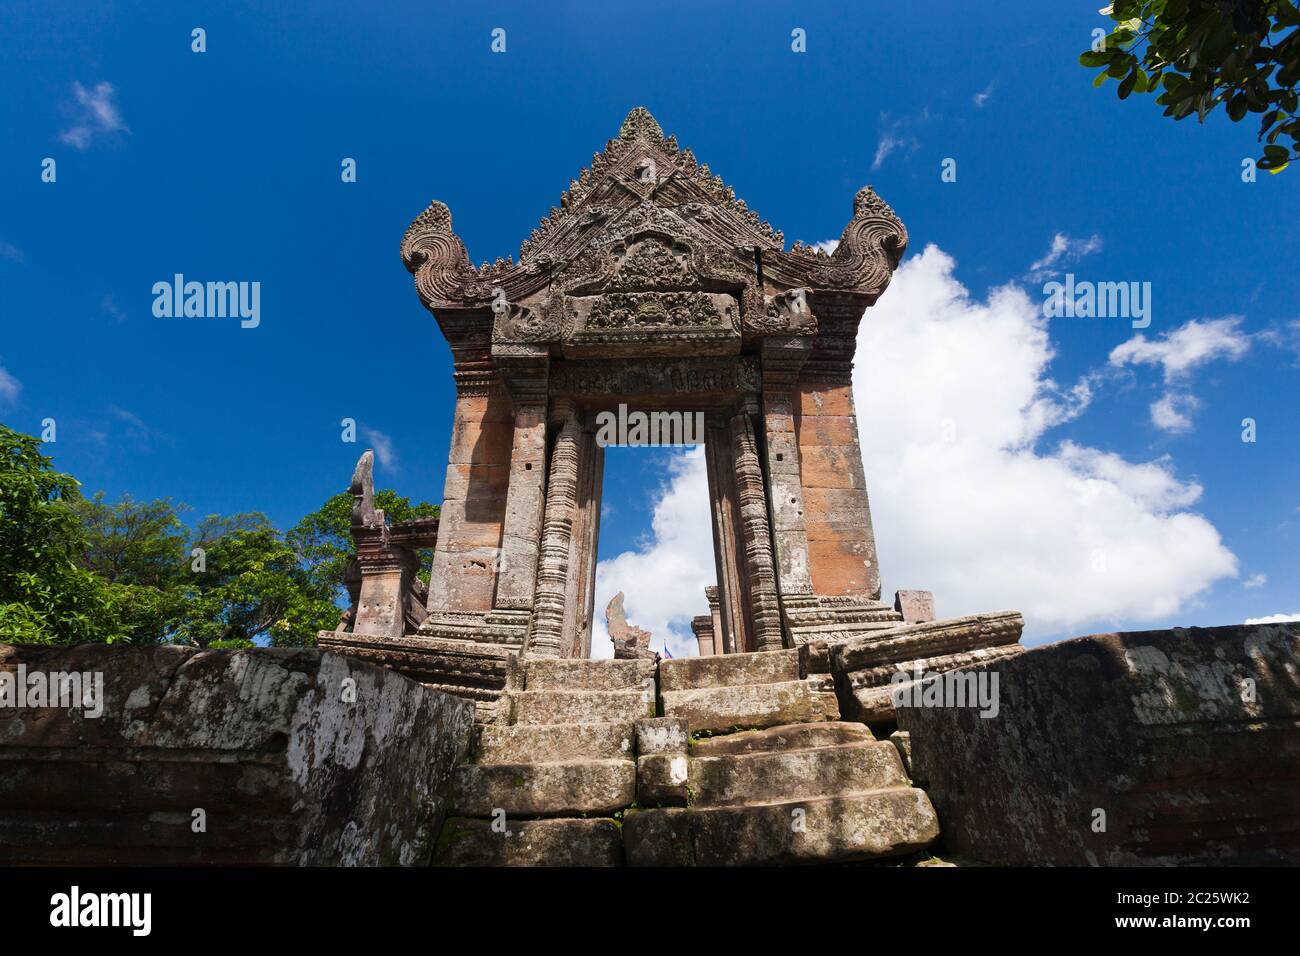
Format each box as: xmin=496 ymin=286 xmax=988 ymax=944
xmin=404 ymin=107 xmax=909 ymax=368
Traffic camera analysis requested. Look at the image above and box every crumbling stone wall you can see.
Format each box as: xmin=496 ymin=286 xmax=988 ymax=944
xmin=896 ymin=623 xmax=1300 ymax=865
xmin=0 ymin=644 xmax=473 ymax=865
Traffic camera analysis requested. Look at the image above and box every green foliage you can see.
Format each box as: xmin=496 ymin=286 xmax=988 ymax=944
xmin=169 ymin=520 xmax=339 ymax=648
xmin=0 ymin=423 xmax=440 ymax=648
xmin=1081 ymin=0 xmax=1300 ymax=171
xmin=0 ymin=425 xmax=127 ymax=644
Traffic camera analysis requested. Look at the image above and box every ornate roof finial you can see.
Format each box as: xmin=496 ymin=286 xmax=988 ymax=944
xmin=619 ymin=106 xmax=663 ymax=143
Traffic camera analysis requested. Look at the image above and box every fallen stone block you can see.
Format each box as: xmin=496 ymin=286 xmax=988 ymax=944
xmin=830 ymin=611 xmax=1024 ymax=723
xmin=893 ymin=589 xmax=935 ymax=623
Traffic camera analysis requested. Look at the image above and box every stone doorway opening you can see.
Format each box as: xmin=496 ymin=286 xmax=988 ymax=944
xmin=590 ymin=442 xmax=714 ymax=660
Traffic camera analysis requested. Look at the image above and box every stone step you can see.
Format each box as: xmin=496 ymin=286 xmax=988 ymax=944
xmin=660 ymin=680 xmax=837 ymax=734
xmin=434 ymin=817 xmax=623 ymax=866
xmin=694 ymin=741 xmax=907 ymax=806
xmin=523 ymin=657 xmax=656 ymax=693
xmin=658 ymin=648 xmax=802 ymax=692
xmin=448 ymin=759 xmax=635 ymax=817
xmin=507 ymin=689 xmax=655 ymax=725
xmin=473 ymin=721 xmax=635 ymax=764
xmin=689 ymin=721 xmax=873 ymax=757
xmin=639 ymin=740 xmax=908 ymax=808
xmin=623 ymin=789 xmax=940 ymax=866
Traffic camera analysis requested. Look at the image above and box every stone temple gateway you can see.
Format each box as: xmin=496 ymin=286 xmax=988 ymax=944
xmin=318 ymin=108 xmax=1021 ymax=717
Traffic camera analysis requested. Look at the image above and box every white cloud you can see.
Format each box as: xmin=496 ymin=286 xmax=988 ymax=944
xmin=854 ymin=244 xmax=1237 ymax=640
xmin=1026 ymin=232 xmax=1103 ymax=282
xmin=597 ymin=245 xmax=1240 ymax=647
xmin=1109 ymin=317 xmax=1251 ymax=381
xmin=802 ymin=239 xmax=840 ymax=255
xmin=59 ymin=81 xmax=128 ymax=150
xmin=361 ymin=426 xmax=398 ymax=471
xmin=1244 ymin=612 xmax=1300 ymax=625
xmin=592 ymin=448 xmax=713 ymax=659
xmin=1243 ymin=573 xmax=1268 ymax=590
xmin=1110 ymin=317 xmax=1251 ymax=434
xmin=872 ymin=111 xmax=928 ymax=171
xmin=973 ymin=82 xmax=995 ymax=108
xmin=1149 ymin=391 xmax=1199 ymax=434
xmin=0 ymin=361 xmax=21 ymax=406
xmin=0 ymin=241 xmax=24 ymax=264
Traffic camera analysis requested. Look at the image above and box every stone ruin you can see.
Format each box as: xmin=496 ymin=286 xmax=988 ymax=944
xmin=316 ymin=106 xmax=1023 ymax=715
xmin=605 ymin=592 xmax=656 ymax=660
xmin=3 ymin=109 xmax=1294 ymax=869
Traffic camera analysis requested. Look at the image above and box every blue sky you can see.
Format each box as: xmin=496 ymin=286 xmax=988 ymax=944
xmin=2 ymin=1 xmax=1297 ymax=654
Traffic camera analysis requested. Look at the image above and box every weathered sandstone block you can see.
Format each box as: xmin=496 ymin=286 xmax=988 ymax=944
xmin=624 ymin=790 xmax=939 ymax=866
xmin=830 ymin=611 xmax=1024 ymax=723
xmin=896 ymin=623 xmax=1300 ymax=865
xmin=0 ymin=644 xmax=473 ymax=866
xmin=435 ymin=816 xmax=623 ymax=866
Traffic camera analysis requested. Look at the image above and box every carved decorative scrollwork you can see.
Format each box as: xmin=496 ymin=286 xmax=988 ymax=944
xmin=588 ymin=291 xmax=721 ymax=330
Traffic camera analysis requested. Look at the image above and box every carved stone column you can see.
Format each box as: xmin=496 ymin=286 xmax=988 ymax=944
xmin=730 ymin=400 xmax=785 ymax=652
xmin=705 ymin=419 xmax=749 ymax=654
xmin=761 ymin=336 xmax=814 ymax=599
xmin=527 ymin=399 xmax=581 ymax=657
xmin=562 ymin=420 xmax=603 ymax=658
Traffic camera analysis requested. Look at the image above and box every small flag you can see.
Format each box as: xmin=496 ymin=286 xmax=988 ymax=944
xmin=661 ymin=644 xmax=673 ymax=659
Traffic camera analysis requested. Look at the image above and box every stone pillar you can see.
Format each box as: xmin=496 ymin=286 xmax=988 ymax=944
xmin=494 ymin=402 xmax=548 ymax=610
xmin=797 ymin=375 xmax=882 ymax=599
xmin=527 ymin=399 xmax=581 ymax=657
xmin=761 ymin=337 xmax=814 ymax=599
xmin=352 ymin=530 xmax=418 ymax=639
xmin=691 ymin=615 xmax=716 ymax=656
xmin=705 ymin=420 xmax=749 ymax=654
xmin=426 ymin=379 xmax=513 ymax=614
xmin=562 ymin=422 xmax=604 ymax=659
xmin=729 ymin=401 xmax=785 ymax=652
xmin=705 ymin=586 xmax=723 ymax=654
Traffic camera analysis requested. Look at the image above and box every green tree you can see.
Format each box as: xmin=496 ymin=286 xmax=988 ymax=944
xmin=1081 ymin=0 xmax=1300 ymax=172
xmin=0 ymin=425 xmax=127 ymax=644
xmin=172 ymin=517 xmax=340 ymax=649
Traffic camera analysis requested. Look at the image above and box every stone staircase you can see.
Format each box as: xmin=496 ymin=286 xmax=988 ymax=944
xmin=433 ymin=657 xmax=653 ymax=866
xmin=433 ymin=649 xmax=939 ymax=866
xmin=625 ymin=649 xmax=939 ymax=865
